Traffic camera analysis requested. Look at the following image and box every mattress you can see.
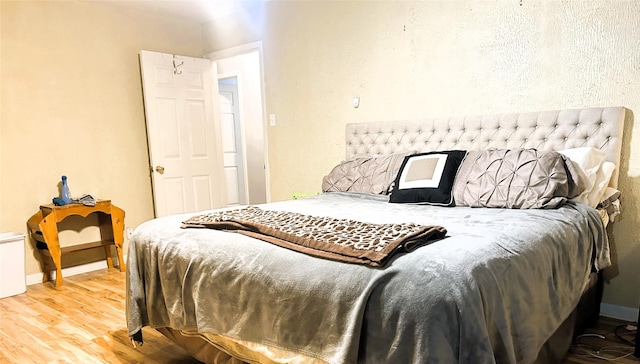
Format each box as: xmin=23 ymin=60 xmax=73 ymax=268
xmin=127 ymin=191 xmax=609 ymax=363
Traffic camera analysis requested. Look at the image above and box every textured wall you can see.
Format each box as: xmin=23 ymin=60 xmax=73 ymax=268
xmin=0 ymin=1 xmax=204 ymax=275
xmin=257 ymin=1 xmax=640 ymax=310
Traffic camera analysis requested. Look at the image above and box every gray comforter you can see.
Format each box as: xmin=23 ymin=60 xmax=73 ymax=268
xmin=126 ymin=192 xmax=609 ymax=364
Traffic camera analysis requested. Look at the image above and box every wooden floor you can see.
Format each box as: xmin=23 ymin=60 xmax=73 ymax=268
xmin=0 ymin=268 xmax=637 ymax=363
xmin=0 ymin=268 xmax=199 ymax=364
xmin=565 ymin=316 xmax=638 ymax=363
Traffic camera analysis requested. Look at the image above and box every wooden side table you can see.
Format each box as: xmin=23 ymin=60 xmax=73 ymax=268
xmin=27 ymin=200 xmax=125 ymax=287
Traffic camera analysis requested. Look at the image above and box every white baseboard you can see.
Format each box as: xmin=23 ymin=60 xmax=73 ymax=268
xmin=26 ymin=261 xmax=109 ymax=286
xmin=600 ymin=303 xmax=639 ymax=322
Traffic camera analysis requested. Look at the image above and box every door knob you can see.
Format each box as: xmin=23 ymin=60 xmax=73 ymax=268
xmin=155 ymin=166 xmax=165 ymax=174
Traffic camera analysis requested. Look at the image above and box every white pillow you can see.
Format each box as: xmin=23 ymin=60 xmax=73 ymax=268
xmin=558 ymin=147 xmax=615 ymax=207
xmin=594 ymin=162 xmax=615 ymax=205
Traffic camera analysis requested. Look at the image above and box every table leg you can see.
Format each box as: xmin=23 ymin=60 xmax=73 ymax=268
xmin=27 ymin=211 xmax=53 ymax=284
xmin=99 ymin=207 xmax=126 ymax=271
xmin=111 ymin=206 xmax=126 ymax=271
xmin=103 ymin=245 xmax=115 ymax=268
xmin=40 ymin=215 xmax=64 ymax=287
xmin=41 ymin=257 xmax=55 ymax=283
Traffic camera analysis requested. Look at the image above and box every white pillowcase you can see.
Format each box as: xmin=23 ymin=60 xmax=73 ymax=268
xmin=558 ymin=147 xmax=615 ymax=208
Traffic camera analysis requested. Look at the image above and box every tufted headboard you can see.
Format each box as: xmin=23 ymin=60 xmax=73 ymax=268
xmin=345 ymin=107 xmax=626 ymax=188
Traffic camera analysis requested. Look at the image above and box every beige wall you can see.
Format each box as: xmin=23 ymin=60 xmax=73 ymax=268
xmin=249 ymin=1 xmax=640 ymax=310
xmin=1 ymin=0 xmax=638 ymax=314
xmin=0 ymin=1 xmax=203 ymax=274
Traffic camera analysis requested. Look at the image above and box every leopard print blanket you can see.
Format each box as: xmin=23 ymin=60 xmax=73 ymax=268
xmin=182 ymin=206 xmax=447 ymax=267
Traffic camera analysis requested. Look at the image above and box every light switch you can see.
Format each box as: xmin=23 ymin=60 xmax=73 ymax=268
xmin=353 ymin=97 xmax=360 ymax=108
xmin=269 ymin=114 xmax=276 ymax=126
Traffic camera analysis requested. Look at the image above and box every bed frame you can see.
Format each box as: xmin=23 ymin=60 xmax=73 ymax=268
xmin=344 ymin=106 xmax=626 ymax=362
xmin=157 ymin=106 xmax=627 ymax=363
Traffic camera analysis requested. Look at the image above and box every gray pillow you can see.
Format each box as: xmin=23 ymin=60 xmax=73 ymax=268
xmin=322 ymin=151 xmax=414 ymax=194
xmin=452 ymin=149 xmax=585 ymax=209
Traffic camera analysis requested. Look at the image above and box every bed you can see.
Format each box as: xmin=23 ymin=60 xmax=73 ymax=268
xmin=127 ymin=106 xmax=626 ymax=364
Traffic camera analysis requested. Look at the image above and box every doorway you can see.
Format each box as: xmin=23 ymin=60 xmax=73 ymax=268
xmin=139 ymin=44 xmax=268 ymax=216
xmin=207 ymin=42 xmax=269 ymax=205
xmin=218 ymin=77 xmax=247 ymax=206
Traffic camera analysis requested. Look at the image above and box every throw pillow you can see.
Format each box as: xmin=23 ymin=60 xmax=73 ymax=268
xmin=389 ymin=150 xmax=467 ymax=206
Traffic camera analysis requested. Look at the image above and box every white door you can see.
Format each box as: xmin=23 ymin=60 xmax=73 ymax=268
xmin=218 ymin=79 xmax=247 ymax=206
xmin=139 ymin=50 xmax=227 ymax=217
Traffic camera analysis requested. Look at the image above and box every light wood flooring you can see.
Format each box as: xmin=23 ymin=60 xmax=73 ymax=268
xmin=0 ymin=268 xmax=637 ymax=363
xmin=0 ymin=268 xmax=199 ymax=364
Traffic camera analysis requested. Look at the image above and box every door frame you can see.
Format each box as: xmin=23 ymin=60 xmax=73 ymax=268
xmin=206 ymin=41 xmax=271 ymax=203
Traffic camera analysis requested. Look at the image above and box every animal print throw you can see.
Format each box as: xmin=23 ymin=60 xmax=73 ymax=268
xmin=182 ymin=206 xmax=447 ymax=267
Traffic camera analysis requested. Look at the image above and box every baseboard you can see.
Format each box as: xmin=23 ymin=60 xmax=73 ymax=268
xmin=26 ymin=261 xmax=109 ymax=286
xmin=600 ymin=303 xmax=640 ymax=322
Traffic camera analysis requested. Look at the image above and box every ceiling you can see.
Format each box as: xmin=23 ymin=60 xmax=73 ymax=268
xmin=94 ymin=0 xmax=258 ymax=23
